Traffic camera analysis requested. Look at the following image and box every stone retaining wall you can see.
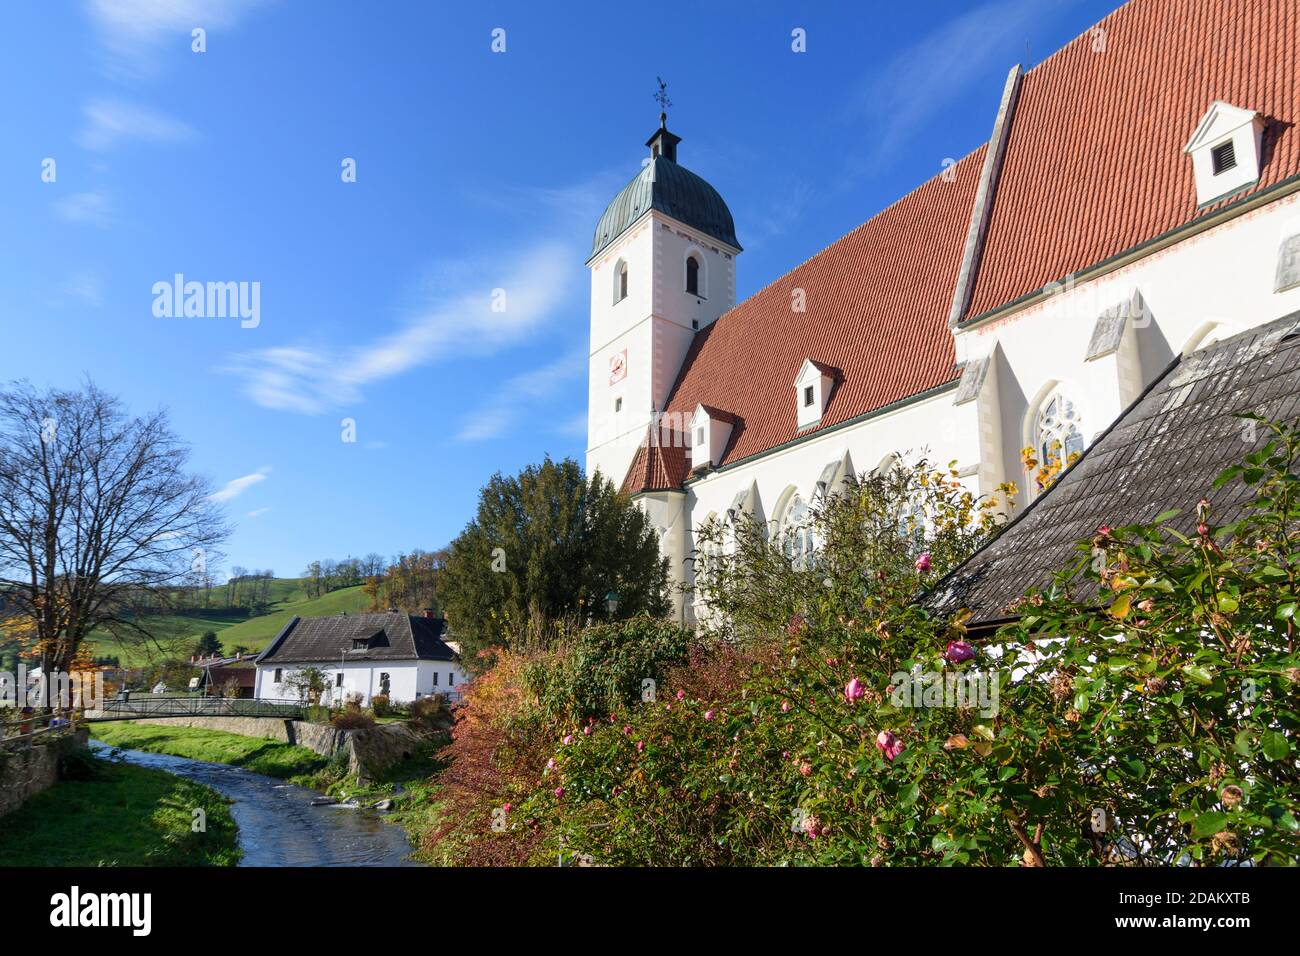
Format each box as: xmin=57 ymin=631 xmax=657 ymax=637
xmin=0 ymin=729 xmax=90 ymax=817
xmin=106 ymin=715 xmax=445 ymax=781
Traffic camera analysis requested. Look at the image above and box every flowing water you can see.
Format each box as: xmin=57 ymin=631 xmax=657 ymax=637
xmin=91 ymin=741 xmax=421 ymax=867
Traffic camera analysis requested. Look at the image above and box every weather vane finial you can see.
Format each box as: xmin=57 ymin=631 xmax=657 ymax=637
xmin=654 ymin=76 xmax=672 ymax=124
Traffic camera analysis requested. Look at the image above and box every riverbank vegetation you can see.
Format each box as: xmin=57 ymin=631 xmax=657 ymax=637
xmin=0 ymin=753 xmax=240 ymax=866
xmin=90 ymin=723 xmax=329 ymax=781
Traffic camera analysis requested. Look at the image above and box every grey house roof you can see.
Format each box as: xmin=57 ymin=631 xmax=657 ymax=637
xmin=925 ymin=311 xmax=1300 ymax=630
xmin=256 ymin=612 xmax=456 ymax=665
xmin=591 ymin=155 xmax=741 ymax=259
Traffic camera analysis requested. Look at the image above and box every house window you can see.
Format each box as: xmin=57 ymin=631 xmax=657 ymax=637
xmin=352 ymin=638 xmax=368 ymax=650
xmin=696 ymin=426 xmax=705 ymax=446
xmin=432 ymin=672 xmax=439 ymax=686
xmin=803 ymin=385 xmax=815 ymax=407
xmin=615 ymin=260 xmax=628 ymax=303
xmin=335 ymin=673 xmax=344 ymax=688
xmin=686 ymin=255 xmax=701 ymax=296
xmin=1211 ymin=140 xmax=1237 ymax=175
xmin=448 ymin=673 xmax=455 ymax=687
xmin=274 ymin=668 xmax=282 ymax=683
xmin=614 ymin=397 xmax=622 ymax=413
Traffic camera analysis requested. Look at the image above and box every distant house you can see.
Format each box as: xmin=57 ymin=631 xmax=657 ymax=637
xmin=198 ymin=664 xmax=256 ymax=699
xmin=254 ymin=611 xmax=466 ymax=706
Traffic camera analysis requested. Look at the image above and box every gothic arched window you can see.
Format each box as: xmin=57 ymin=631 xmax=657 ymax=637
xmin=1029 ymin=387 xmax=1085 ymax=492
xmin=778 ymin=493 xmax=814 ymax=568
xmin=615 ymin=260 xmax=628 ymax=304
xmin=686 ymin=254 xmax=700 ymax=296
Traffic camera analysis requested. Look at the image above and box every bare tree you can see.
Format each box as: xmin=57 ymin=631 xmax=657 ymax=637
xmin=0 ymin=381 xmax=230 ymax=683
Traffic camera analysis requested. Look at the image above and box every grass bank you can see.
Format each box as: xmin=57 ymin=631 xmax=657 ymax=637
xmin=91 ymin=722 xmax=330 ymax=781
xmin=0 ymin=755 xmax=240 ymax=866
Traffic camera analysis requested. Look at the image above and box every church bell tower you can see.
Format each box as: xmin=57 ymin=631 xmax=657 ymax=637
xmin=585 ymin=95 xmax=742 ymax=488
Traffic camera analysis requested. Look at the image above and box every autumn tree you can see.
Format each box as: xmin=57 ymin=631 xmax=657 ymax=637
xmin=438 ymin=457 xmax=668 ymax=659
xmin=0 ymin=381 xmax=229 ymax=684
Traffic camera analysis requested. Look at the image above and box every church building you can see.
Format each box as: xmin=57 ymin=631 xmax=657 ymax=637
xmin=585 ymin=0 xmax=1300 ymax=623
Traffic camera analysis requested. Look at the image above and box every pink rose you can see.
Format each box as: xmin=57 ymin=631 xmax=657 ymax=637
xmin=943 ymin=640 xmax=975 ymax=664
xmin=802 ymin=814 xmax=823 ymax=839
xmin=676 ymin=689 xmax=686 ymax=701
xmin=545 ymin=758 xmax=555 ymax=771
xmin=844 ymin=677 xmax=865 ymax=703
xmin=799 ymin=761 xmax=812 ymax=777
xmin=554 ymin=787 xmax=564 ymax=799
xmin=914 ymin=552 xmax=932 ymax=573
xmin=875 ymin=730 xmax=905 ymax=762
xmin=583 ymin=725 xmax=591 ymax=735
xmin=704 ymin=709 xmax=715 ymax=721
xmin=562 ymin=735 xmax=573 ymax=745
xmin=636 ymin=740 xmax=645 ymax=753
xmin=623 ymin=725 xmax=632 ymax=735
xmin=781 ymin=701 xmax=791 ymax=713
xmin=502 ymin=803 xmax=511 ymax=813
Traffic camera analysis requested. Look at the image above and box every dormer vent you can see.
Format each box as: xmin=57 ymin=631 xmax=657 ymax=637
xmin=1184 ymin=100 xmax=1265 ymax=207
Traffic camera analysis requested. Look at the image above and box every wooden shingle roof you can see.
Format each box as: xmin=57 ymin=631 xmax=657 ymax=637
xmin=925 ymin=311 xmax=1300 ymax=628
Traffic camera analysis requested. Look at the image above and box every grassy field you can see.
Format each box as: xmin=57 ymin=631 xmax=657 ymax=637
xmin=88 ymin=581 xmax=371 ymax=664
xmin=0 ymin=756 xmax=240 ymax=866
xmin=91 ymin=722 xmax=331 ymax=781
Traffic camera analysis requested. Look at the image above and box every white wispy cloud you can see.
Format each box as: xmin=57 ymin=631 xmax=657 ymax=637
xmin=87 ymin=0 xmax=271 ymax=77
xmin=226 ymin=241 xmax=574 ymax=415
xmin=209 ymin=466 xmax=271 ymax=502
xmin=77 ymin=98 xmax=194 ymax=151
xmin=843 ymin=0 xmax=1052 ymax=173
xmin=55 ymin=190 xmax=112 ymax=226
xmin=455 ymin=352 xmax=584 ymax=442
xmin=246 ymin=506 xmax=272 ymax=518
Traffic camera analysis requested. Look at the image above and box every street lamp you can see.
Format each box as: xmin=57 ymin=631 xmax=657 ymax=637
xmin=604 ymin=590 xmax=621 ymax=618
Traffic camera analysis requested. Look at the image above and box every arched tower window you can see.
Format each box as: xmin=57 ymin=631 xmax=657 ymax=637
xmin=1027 ymin=386 xmax=1085 ymax=493
xmin=686 ymin=254 xmax=700 ymax=296
xmin=614 ymin=260 xmax=628 ymax=304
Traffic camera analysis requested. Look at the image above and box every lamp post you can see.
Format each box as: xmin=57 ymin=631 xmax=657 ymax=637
xmin=604 ymin=590 xmax=621 ymax=619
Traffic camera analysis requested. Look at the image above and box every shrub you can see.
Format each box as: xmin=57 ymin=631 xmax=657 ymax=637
xmin=330 ymin=704 xmax=375 ymax=730
xmin=498 ymin=438 xmax=1299 ymax=866
xmin=371 ymin=694 xmax=391 ymax=718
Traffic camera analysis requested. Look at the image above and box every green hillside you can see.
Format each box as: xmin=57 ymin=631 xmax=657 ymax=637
xmin=213 ymin=585 xmax=371 ymax=650
xmin=88 ymin=581 xmax=371 ymax=665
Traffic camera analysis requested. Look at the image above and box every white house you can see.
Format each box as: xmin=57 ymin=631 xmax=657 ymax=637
xmin=587 ymin=0 xmax=1300 ymax=624
xmin=254 ymin=611 xmax=467 ymax=706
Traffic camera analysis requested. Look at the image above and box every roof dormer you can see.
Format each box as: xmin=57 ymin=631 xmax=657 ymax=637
xmin=689 ymin=404 xmax=736 ymax=471
xmin=794 ymin=359 xmax=836 ymax=430
xmin=1184 ymin=101 xmax=1265 ymax=207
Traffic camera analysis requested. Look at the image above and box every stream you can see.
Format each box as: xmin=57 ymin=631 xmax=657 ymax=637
xmin=90 ymin=741 xmax=421 ymax=867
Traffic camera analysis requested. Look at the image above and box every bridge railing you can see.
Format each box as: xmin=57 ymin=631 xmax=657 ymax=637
xmin=92 ymin=694 xmax=303 ymax=720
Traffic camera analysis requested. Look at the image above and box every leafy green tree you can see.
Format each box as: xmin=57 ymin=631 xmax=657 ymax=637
xmin=439 ymin=458 xmax=668 ymax=660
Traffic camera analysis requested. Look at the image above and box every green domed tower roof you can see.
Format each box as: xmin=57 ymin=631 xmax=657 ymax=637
xmin=590 ymin=118 xmax=741 ymax=260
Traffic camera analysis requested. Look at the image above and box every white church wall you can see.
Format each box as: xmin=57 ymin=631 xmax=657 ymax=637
xmin=677 ymin=388 xmax=982 ymax=621
xmin=956 ymin=190 xmax=1300 ymax=508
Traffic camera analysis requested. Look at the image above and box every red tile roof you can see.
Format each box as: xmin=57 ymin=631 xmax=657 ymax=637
xmin=621 ymin=423 xmax=691 ymax=495
xmin=964 ymin=0 xmax=1300 ymax=320
xmin=645 ymin=147 xmax=985 ymax=476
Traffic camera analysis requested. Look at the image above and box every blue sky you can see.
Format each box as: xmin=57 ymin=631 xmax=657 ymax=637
xmin=0 ymin=0 xmax=1122 ymax=579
